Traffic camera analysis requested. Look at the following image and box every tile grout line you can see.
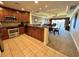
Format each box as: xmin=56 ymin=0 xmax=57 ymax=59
xmin=2 ymin=34 xmax=66 ymax=57
xmin=5 ymin=39 xmax=13 ymax=57
xmin=18 ymin=36 xmax=38 ymax=56
xmin=13 ymin=38 xmax=26 ymax=57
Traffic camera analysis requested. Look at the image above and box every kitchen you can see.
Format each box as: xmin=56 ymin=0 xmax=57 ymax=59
xmin=0 ymin=1 xmax=79 ymax=57
xmin=0 ymin=3 xmax=50 ymax=55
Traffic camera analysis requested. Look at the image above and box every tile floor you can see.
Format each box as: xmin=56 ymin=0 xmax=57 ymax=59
xmin=48 ymin=29 xmax=79 ymax=57
xmin=1 ymin=34 xmax=66 ymax=57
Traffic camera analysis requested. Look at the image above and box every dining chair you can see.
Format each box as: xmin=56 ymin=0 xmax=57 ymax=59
xmin=53 ymin=25 xmax=61 ymax=35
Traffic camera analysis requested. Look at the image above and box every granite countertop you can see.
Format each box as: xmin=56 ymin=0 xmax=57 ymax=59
xmin=27 ymin=24 xmax=49 ymax=28
xmin=0 ymin=22 xmax=49 ymax=28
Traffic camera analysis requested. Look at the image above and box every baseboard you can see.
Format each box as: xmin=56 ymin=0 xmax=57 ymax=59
xmin=70 ymin=32 xmax=79 ymax=52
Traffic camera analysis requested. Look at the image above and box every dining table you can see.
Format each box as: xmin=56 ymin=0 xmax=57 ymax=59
xmin=49 ymin=25 xmax=60 ymax=35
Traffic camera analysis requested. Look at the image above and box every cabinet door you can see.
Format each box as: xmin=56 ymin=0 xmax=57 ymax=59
xmin=2 ymin=28 xmax=9 ymax=40
xmin=21 ymin=13 xmax=29 ymax=22
xmin=27 ymin=26 xmax=32 ymax=36
xmin=40 ymin=29 xmax=44 ymax=42
xmin=19 ymin=27 xmax=25 ymax=34
xmin=3 ymin=9 xmax=9 ymax=16
xmin=0 ymin=9 xmax=4 ymax=21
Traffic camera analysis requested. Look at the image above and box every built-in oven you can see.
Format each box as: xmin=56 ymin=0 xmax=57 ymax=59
xmin=8 ymin=28 xmax=19 ymax=38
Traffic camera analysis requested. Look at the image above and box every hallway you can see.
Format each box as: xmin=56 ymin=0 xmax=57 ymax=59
xmin=48 ymin=29 xmax=79 ymax=56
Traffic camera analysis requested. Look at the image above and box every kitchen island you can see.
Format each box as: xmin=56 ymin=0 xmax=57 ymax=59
xmin=25 ymin=24 xmax=49 ymax=45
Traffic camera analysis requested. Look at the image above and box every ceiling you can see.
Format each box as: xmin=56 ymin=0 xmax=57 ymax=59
xmin=2 ymin=1 xmax=79 ymax=18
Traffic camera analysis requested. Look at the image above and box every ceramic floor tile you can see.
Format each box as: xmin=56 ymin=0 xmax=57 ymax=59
xmin=1 ymin=40 xmax=12 ymax=57
xmin=48 ymin=31 xmax=79 ymax=56
xmin=8 ymin=39 xmax=25 ymax=57
xmin=2 ymin=34 xmax=66 ymax=57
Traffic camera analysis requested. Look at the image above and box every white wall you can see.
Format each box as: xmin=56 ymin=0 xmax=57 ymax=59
xmin=70 ymin=13 xmax=79 ymax=52
xmin=32 ymin=15 xmax=49 ymax=25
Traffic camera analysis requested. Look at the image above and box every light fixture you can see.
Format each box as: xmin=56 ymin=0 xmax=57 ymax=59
xmin=0 ymin=1 xmax=4 ymax=4
xmin=45 ymin=5 xmax=48 ymax=8
xmin=21 ymin=8 xmax=25 ymax=11
xmin=0 ymin=7 xmax=3 ymax=10
xmin=16 ymin=11 xmax=19 ymax=13
xmin=35 ymin=19 xmax=37 ymax=22
xmin=35 ymin=1 xmax=38 ymax=4
xmin=39 ymin=8 xmax=42 ymax=10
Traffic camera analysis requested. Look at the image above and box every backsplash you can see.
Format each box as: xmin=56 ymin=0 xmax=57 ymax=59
xmin=1 ymin=22 xmax=20 ymax=27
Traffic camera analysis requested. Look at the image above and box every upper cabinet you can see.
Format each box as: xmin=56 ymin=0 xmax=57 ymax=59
xmin=0 ymin=8 xmax=3 ymax=21
xmin=21 ymin=13 xmax=29 ymax=22
xmin=0 ymin=5 xmax=30 ymax=23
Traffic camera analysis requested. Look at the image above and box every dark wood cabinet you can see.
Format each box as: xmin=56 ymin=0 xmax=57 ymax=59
xmin=1 ymin=28 xmax=9 ymax=40
xmin=0 ymin=10 xmax=4 ymax=21
xmin=25 ymin=26 xmax=44 ymax=42
xmin=19 ymin=27 xmax=25 ymax=34
xmin=0 ymin=26 xmax=25 ymax=40
xmin=0 ymin=6 xmax=29 ymax=22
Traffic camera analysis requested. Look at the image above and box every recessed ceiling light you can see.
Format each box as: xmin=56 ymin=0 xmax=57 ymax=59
xmin=40 ymin=8 xmax=42 ymax=10
xmin=0 ymin=1 xmax=4 ymax=4
xmin=21 ymin=8 xmax=25 ymax=11
xmin=35 ymin=1 xmax=38 ymax=4
xmin=45 ymin=5 xmax=48 ymax=8
xmin=0 ymin=7 xmax=3 ymax=10
xmin=16 ymin=11 xmax=19 ymax=13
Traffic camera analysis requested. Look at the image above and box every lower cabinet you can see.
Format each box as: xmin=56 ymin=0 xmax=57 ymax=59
xmin=1 ymin=26 xmax=25 ymax=40
xmin=25 ymin=26 xmax=44 ymax=42
xmin=19 ymin=27 xmax=25 ymax=34
xmin=1 ymin=28 xmax=9 ymax=40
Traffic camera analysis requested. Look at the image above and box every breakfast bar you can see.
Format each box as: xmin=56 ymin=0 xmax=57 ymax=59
xmin=25 ymin=24 xmax=49 ymax=45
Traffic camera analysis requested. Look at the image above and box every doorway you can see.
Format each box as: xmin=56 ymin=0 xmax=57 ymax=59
xmin=51 ymin=19 xmax=65 ymax=34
